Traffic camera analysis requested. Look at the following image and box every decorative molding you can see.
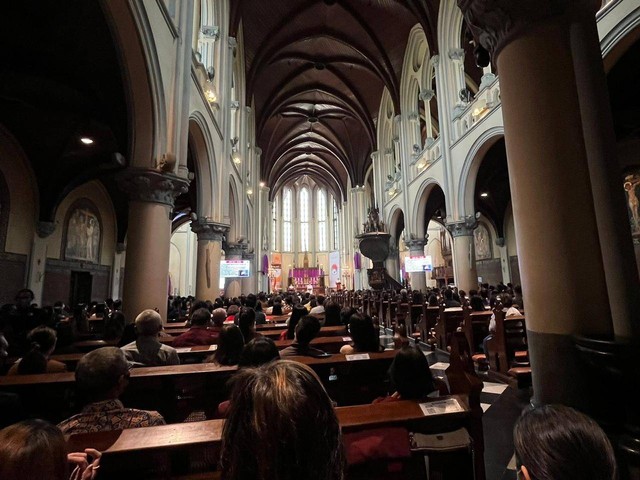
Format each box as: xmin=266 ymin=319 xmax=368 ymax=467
xmin=230 ymin=101 xmax=240 ymax=111
xmin=254 ymin=147 xmax=263 ymax=156
xmin=200 ymin=25 xmax=220 ymax=40
xmin=495 ymin=237 xmax=505 ymax=247
xmin=420 ymin=89 xmax=436 ymax=102
xmin=405 ymin=238 xmax=427 ymax=252
xmin=191 ymin=221 xmax=229 ymax=242
xmin=36 ymin=221 xmax=56 ymax=238
xmin=116 ymin=169 xmax=189 ymax=207
xmin=115 ymin=242 xmax=126 ymax=254
xmin=432 ymin=54 xmax=440 ymax=67
xmin=448 ymin=48 xmax=465 ymax=62
xmin=446 ymin=215 xmax=478 ymax=237
xmin=224 ymin=241 xmax=247 ymax=257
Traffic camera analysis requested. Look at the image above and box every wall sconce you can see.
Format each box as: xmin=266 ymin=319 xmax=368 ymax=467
xmin=231 ymin=137 xmax=241 ymax=165
xmin=247 ymin=188 xmax=253 ymax=195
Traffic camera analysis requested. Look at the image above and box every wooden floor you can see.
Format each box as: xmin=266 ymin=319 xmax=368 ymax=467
xmin=382 ymin=330 xmax=533 ymax=480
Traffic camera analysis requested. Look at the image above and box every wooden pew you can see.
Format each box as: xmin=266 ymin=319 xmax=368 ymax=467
xmin=462 ymin=309 xmax=492 ymax=355
xmin=418 ymin=306 xmax=440 ymax=343
xmin=485 ymin=310 xmax=530 ymax=387
xmin=258 ymin=325 xmax=346 ymax=340
xmin=434 ymin=307 xmax=464 ymax=350
xmin=0 ymin=351 xmax=397 ymax=423
xmin=65 ymin=396 xmax=472 ymax=479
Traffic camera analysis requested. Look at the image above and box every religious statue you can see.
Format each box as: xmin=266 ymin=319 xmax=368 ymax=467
xmin=363 ymin=206 xmax=385 ymax=233
xmin=624 ymin=174 xmax=640 ymax=235
xmin=474 ymin=224 xmax=491 ymax=260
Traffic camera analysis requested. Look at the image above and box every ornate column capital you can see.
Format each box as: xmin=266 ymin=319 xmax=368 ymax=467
xmin=116 ymin=168 xmax=189 ymax=207
xmin=446 ymin=216 xmax=478 ymax=237
xmin=36 ymin=221 xmax=56 ymax=238
xmin=191 ymin=221 xmax=229 ymax=242
xmin=419 ymin=89 xmax=435 ymax=102
xmin=115 ymin=242 xmax=126 ymax=254
xmin=405 ymin=238 xmax=427 ymax=253
xmin=457 ymin=0 xmax=597 ymax=61
xmin=243 ymin=252 xmax=255 ymax=261
xmin=448 ymin=48 xmax=465 ymax=62
xmin=224 ymin=242 xmax=247 ymax=257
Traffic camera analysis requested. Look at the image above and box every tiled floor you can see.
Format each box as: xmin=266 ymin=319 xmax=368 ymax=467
xmin=382 ymin=330 xmax=532 ymax=480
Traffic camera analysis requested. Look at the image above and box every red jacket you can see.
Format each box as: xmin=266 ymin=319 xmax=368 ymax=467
xmin=172 ymin=327 xmax=219 ymax=348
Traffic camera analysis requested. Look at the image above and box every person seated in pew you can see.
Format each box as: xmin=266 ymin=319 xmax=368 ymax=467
xmin=513 ymin=404 xmax=616 ymax=480
xmin=172 ymin=308 xmax=219 ymax=348
xmin=323 ymin=301 xmax=342 ymax=327
xmin=470 ymin=295 xmax=486 ymax=312
xmin=219 ymin=360 xmax=344 ymax=480
xmin=373 ymin=346 xmax=439 ymax=404
xmin=225 ymin=304 xmax=240 ymax=324
xmin=103 ymin=311 xmax=126 ymax=342
xmin=309 ymin=295 xmax=325 ymax=316
xmin=245 ymin=293 xmax=267 ymax=325
xmin=339 ymin=306 xmax=358 ymax=326
xmin=482 ymin=294 xmax=521 ymax=357
xmin=280 ymin=316 xmax=330 ymax=358
xmin=340 ymin=314 xmax=384 ymax=355
xmin=206 ymin=324 xmax=245 ymax=366
xmin=211 ymin=307 xmax=226 ymax=335
xmin=443 ymin=289 xmax=461 ymax=308
xmin=121 ymin=309 xmax=179 ymax=367
xmin=238 ymin=307 xmax=262 ymax=344
xmin=239 ymin=337 xmax=280 ymax=367
xmin=58 ymin=347 xmax=165 ymax=434
xmin=281 ymin=304 xmax=308 ymax=340
xmin=7 ymin=326 xmax=67 ymax=375
xmin=0 ymin=419 xmax=101 ymax=480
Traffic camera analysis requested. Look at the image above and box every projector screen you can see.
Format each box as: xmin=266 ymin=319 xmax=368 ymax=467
xmin=405 ymin=255 xmax=433 ymax=273
xmin=220 ymin=260 xmax=251 ymax=278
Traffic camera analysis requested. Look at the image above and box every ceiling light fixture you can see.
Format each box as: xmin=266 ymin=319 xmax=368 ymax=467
xmin=80 ymin=137 xmax=94 ymax=145
xmin=259 ymin=181 xmax=265 ymax=188
xmin=480 ymin=192 xmax=489 ymax=198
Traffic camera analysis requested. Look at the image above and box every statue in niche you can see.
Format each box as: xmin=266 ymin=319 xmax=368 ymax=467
xmin=474 ymin=223 xmax=491 ymax=260
xmin=624 ymin=174 xmax=640 ymax=236
xmin=65 ymin=206 xmax=101 ymax=263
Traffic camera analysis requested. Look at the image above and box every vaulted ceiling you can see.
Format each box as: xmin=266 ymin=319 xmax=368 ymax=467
xmin=231 ymin=0 xmax=439 ymax=201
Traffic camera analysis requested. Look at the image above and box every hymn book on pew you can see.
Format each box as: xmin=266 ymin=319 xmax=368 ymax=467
xmin=419 ymin=397 xmax=465 ymax=416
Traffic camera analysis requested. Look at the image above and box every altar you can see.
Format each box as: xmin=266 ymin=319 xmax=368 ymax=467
xmin=288 ymin=267 xmax=325 ymax=294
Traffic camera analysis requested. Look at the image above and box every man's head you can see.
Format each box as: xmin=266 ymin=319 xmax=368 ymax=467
xmin=190 ymin=308 xmax=212 ymax=327
xmin=14 ymin=289 xmax=34 ymax=309
xmin=212 ymin=308 xmax=227 ymax=327
xmin=76 ymin=347 xmax=130 ymax=402
xmin=245 ymin=293 xmax=258 ymax=309
xmin=135 ymin=309 xmax=163 ymax=337
xmin=316 ymin=295 xmax=325 ymax=306
xmin=295 ymin=315 xmax=321 ymax=345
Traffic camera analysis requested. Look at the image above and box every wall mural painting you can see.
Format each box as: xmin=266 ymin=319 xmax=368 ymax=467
xmin=474 ymin=223 xmax=492 ymax=260
xmin=624 ymin=173 xmax=640 ymax=243
xmin=65 ymin=205 xmax=101 ymax=263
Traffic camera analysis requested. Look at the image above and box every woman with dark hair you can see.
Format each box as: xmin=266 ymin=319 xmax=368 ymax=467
xmin=513 ymin=404 xmax=616 ymax=480
xmin=7 ymin=326 xmax=66 ymax=375
xmin=282 ymin=304 xmax=308 ymax=340
xmin=427 ymin=294 xmax=439 ymax=307
xmin=220 ymin=361 xmax=344 ymax=480
xmin=323 ymin=301 xmax=342 ymax=327
xmin=374 ymin=346 xmax=437 ymax=403
xmin=239 ymin=337 xmax=280 ymax=367
xmin=207 ymin=324 xmax=244 ymax=366
xmin=238 ymin=307 xmax=261 ymax=344
xmin=340 ymin=314 xmax=383 ymax=354
xmin=0 ymin=419 xmax=101 ymax=480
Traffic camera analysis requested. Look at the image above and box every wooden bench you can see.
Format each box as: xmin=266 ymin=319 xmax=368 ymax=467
xmin=485 ymin=310 xmax=530 ymax=387
xmin=434 ymin=307 xmax=464 ymax=350
xmin=65 ymin=396 xmax=473 ymax=479
xmin=0 ymin=351 xmax=397 ymax=423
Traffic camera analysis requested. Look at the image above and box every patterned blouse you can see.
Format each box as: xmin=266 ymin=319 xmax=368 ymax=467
xmin=58 ymin=399 xmax=165 ymax=435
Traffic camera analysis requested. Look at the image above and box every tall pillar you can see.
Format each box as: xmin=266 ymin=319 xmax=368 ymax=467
xmin=111 ymin=242 xmax=126 ymax=301
xmin=495 ymin=238 xmax=511 ymax=285
xmin=191 ymin=221 xmax=228 ymax=301
xmin=118 ymin=169 xmax=189 ymax=323
xmin=458 ymin=0 xmax=613 ymax=408
xmin=406 ymin=239 xmax=427 ymax=292
xmin=569 ymin=3 xmax=640 ymax=340
xmin=224 ymin=242 xmax=244 ymax=298
xmin=447 ymin=219 xmax=478 ymax=293
xmin=26 ymin=222 xmax=56 ymax=306
xmin=242 ymin=252 xmax=255 ymax=294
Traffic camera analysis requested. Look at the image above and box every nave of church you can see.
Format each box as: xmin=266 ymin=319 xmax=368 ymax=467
xmin=1 ymin=0 xmax=640 ymax=479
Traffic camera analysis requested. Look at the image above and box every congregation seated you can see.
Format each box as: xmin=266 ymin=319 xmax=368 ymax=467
xmin=7 ymin=326 xmax=67 ymax=375
xmin=172 ymin=308 xmax=218 ymax=348
xmin=245 ymin=293 xmax=267 ymax=325
xmin=0 ymin=289 xmax=48 ymax=357
xmin=323 ymin=301 xmax=342 ymax=326
xmin=280 ymin=315 xmax=329 ymax=358
xmin=58 ymin=347 xmax=165 ymax=434
xmin=282 ymin=304 xmax=308 ymax=340
xmin=310 ymin=294 xmax=326 ymax=316
xmin=206 ymin=324 xmax=244 ymax=366
xmin=443 ymin=289 xmax=461 ymax=308
xmin=374 ymin=346 xmax=438 ymax=404
xmin=0 ymin=419 xmax=101 ymax=480
xmin=513 ymin=404 xmax=616 ymax=480
xmin=469 ymin=295 xmax=486 ymax=312
xmin=483 ymin=294 xmax=521 ymax=355
xmin=103 ymin=311 xmax=125 ymax=341
xmin=340 ymin=314 xmax=384 ymax=355
xmin=121 ymin=309 xmax=179 ymax=367
xmin=238 ymin=337 xmax=280 ymax=367
xmin=224 ymin=304 xmax=239 ymax=323
xmin=219 ymin=360 xmax=344 ymax=479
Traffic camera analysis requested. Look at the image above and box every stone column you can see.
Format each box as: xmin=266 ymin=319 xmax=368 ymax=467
xmin=495 ymin=238 xmax=511 ymax=285
xmin=111 ymin=242 xmax=126 ymax=301
xmin=224 ymin=242 xmax=245 ymax=298
xmin=26 ymin=221 xmax=56 ymax=306
xmin=447 ymin=219 xmax=478 ymax=293
xmin=191 ymin=221 xmax=228 ymax=301
xmin=569 ymin=2 xmax=640 ymax=340
xmin=458 ymin=0 xmax=613 ymax=408
xmin=242 ymin=251 xmax=255 ymax=294
xmin=118 ymin=169 xmax=189 ymax=323
xmin=406 ymin=239 xmax=427 ymax=292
